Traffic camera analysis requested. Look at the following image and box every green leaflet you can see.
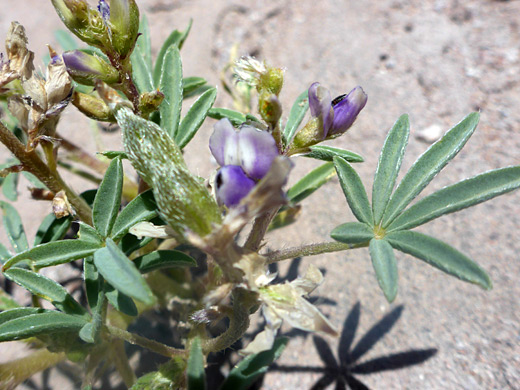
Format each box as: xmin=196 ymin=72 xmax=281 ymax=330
xmin=2 ymin=239 xmax=101 ymax=270
xmin=93 ymin=238 xmax=154 ymax=305
xmin=116 ymin=108 xmax=221 ymax=240
xmin=333 ymin=157 xmax=373 ymax=225
xmin=176 ymin=87 xmax=217 ymax=149
xmin=136 ymin=15 xmax=152 ymax=70
xmin=2 ymin=173 xmax=18 ymax=201
xmin=369 ymin=238 xmax=398 ymax=302
xmin=187 ymin=337 xmax=206 ymax=390
xmin=0 ymin=307 xmax=48 ymax=325
xmin=3 ymin=268 xmax=88 ymax=318
xmin=93 ymin=157 xmax=123 ymax=238
xmin=304 ymin=145 xmax=364 ymax=163
xmin=0 ymin=311 xmax=87 ymax=342
xmin=183 ymin=77 xmax=208 ymax=99
xmin=207 ymin=108 xmax=247 ymax=126
xmin=220 ymin=337 xmax=288 ymax=390
xmin=372 ymin=114 xmax=409 ymax=225
xmin=153 ymin=20 xmax=192 ymax=86
xmin=84 ymin=256 xmax=101 ymax=310
xmin=133 ymin=250 xmax=197 ymax=274
xmin=287 ymin=162 xmax=336 ymax=204
xmin=283 ymin=89 xmax=309 ymax=147
xmin=387 ymin=166 xmax=520 ymax=232
xmin=330 ymin=222 xmax=374 ymax=244
xmin=33 ymin=213 xmax=72 ymax=246
xmin=131 ymin=45 xmax=154 ymax=93
xmin=159 ymin=46 xmax=183 ymax=139
xmin=105 ymin=283 xmax=138 ymax=317
xmin=111 ymin=189 xmax=157 ymax=241
xmin=386 ymin=230 xmax=492 ymax=290
xmin=381 ymin=113 xmax=480 ymax=227
xmin=0 ymin=201 xmax=28 ymax=253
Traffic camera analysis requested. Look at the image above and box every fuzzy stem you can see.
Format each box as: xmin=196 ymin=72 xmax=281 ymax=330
xmin=106 ymin=325 xmax=186 ymax=358
xmin=265 ymin=241 xmax=368 ymax=263
xmin=0 ymin=122 xmax=93 ymax=224
xmin=201 ymin=289 xmax=253 ymax=354
xmin=244 ymin=207 xmax=279 ymax=252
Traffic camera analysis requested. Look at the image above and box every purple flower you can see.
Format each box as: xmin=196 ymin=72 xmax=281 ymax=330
xmin=210 ymin=118 xmax=279 ymax=207
xmin=309 ymin=82 xmax=367 ymax=139
xmin=98 ymin=0 xmax=110 ymax=23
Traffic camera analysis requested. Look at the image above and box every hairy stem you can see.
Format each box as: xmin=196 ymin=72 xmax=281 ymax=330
xmin=111 ymin=339 xmax=136 ymax=387
xmin=106 ymin=325 xmax=186 ymax=358
xmin=244 ymin=207 xmax=279 ymax=252
xmin=201 ymin=289 xmax=254 ymax=354
xmin=265 ymin=241 xmax=368 ymax=263
xmin=0 ymin=122 xmax=93 ymax=224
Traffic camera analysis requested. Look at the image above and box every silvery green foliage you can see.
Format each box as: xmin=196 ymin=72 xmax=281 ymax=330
xmin=0 ymin=2 xmax=518 ymax=389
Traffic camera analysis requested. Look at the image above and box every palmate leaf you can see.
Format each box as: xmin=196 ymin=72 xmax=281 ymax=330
xmin=207 ymin=107 xmax=247 ymax=127
xmin=330 ymin=222 xmax=374 ymax=244
xmin=372 ymin=114 xmax=409 ymax=225
xmin=387 ymin=166 xmax=520 ymax=232
xmin=159 ymin=46 xmax=183 ymax=140
xmin=220 ymin=337 xmax=288 ymax=390
xmin=304 ymin=145 xmax=364 ymax=163
xmin=287 ymin=162 xmax=336 ymax=204
xmin=0 ymin=201 xmax=28 ymax=253
xmin=386 ymin=230 xmax=492 ymax=290
xmin=176 ymin=87 xmax=217 ymax=149
xmin=111 ymin=189 xmax=157 ymax=241
xmin=92 ymin=157 xmax=123 ymax=238
xmin=93 ymin=238 xmax=154 ymax=305
xmin=333 ymin=157 xmax=373 ymax=225
xmin=187 ymin=337 xmax=206 ymax=390
xmin=2 ymin=239 xmax=102 ymax=270
xmin=133 ymin=250 xmax=196 ymax=274
xmin=283 ymin=89 xmax=309 ymax=147
xmin=381 ymin=113 xmax=480 ymax=228
xmin=153 ymin=20 xmax=192 ymax=87
xmin=3 ymin=268 xmax=88 ymax=318
xmin=0 ymin=311 xmax=87 ymax=342
xmin=369 ymin=239 xmax=398 ymax=302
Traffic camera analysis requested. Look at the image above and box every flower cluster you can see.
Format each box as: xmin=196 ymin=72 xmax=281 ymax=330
xmin=209 ymin=118 xmax=279 ymax=207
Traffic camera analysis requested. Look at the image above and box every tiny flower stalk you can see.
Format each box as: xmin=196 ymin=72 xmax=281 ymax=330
xmin=62 ymin=50 xmax=119 ymax=86
xmin=290 ymin=83 xmax=367 ymax=153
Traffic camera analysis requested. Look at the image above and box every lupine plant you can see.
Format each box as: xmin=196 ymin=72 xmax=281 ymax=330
xmin=0 ymin=1 xmax=518 ymax=389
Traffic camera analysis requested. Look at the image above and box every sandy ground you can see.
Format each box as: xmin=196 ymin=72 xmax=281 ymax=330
xmin=0 ymin=0 xmax=519 ymax=389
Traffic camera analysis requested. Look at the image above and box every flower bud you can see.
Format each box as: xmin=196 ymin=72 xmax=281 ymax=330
xmin=62 ymin=50 xmax=119 ymax=85
xmin=107 ymin=0 xmax=140 ymax=57
xmin=138 ymin=90 xmax=165 ymax=118
xmin=51 ymin=0 xmax=109 ymax=48
xmin=258 ymin=92 xmax=282 ymax=128
xmin=72 ymin=91 xmax=115 ymax=122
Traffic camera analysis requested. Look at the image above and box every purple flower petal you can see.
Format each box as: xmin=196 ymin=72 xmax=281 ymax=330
xmin=308 ymin=82 xmax=333 ymax=138
xmin=238 ymin=125 xmax=279 ymax=180
xmin=215 ymin=165 xmax=256 ymax=207
xmin=330 ymin=86 xmax=367 ymax=135
xmin=209 ymin=119 xmax=240 ymax=167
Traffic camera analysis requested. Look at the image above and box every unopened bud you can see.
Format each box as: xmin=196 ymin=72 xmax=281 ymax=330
xmin=72 ymin=91 xmax=115 ymax=122
xmin=258 ymin=92 xmax=282 ymax=128
xmin=62 ymin=50 xmax=119 ymax=85
xmin=107 ymin=0 xmax=140 ymax=57
xmin=139 ymin=90 xmax=164 ymax=118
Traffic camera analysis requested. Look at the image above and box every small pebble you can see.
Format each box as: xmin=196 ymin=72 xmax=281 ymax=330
xmin=416 ymin=124 xmax=443 ymax=143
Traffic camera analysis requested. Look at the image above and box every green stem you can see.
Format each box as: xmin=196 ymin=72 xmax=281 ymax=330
xmin=264 ymin=241 xmax=368 ymax=263
xmin=106 ymin=325 xmax=186 ymax=358
xmin=0 ymin=122 xmax=93 ymax=225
